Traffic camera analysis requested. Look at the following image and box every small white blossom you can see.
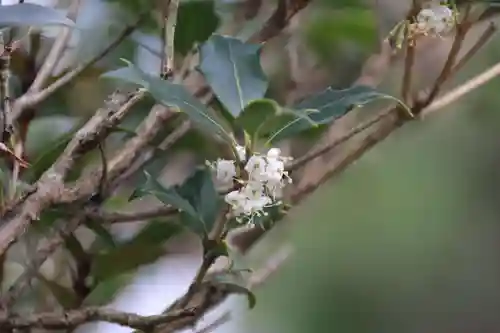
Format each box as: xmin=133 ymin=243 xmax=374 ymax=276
xmin=215 ymin=146 xmax=293 ymax=226
xmin=245 ymin=155 xmax=268 ymax=182
xmin=416 ymin=4 xmax=454 ymax=35
xmin=236 ymin=145 xmax=247 ymax=162
xmin=215 ymin=159 xmax=236 ymax=184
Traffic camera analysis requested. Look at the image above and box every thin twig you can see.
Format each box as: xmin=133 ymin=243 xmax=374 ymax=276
xmin=29 ymin=0 xmax=82 ymax=92
xmin=195 ymin=312 xmax=231 ymax=333
xmin=88 ymin=206 xmax=178 ymax=223
xmin=286 ymin=108 xmax=395 ymax=172
xmin=419 ymin=5 xmax=472 ymax=109
xmin=401 ymin=2 xmax=420 ymax=104
xmin=422 ymin=59 xmax=500 ymax=116
xmin=0 ymin=307 xmax=194 ymax=330
xmin=11 ymin=11 xmax=149 ymax=124
xmin=161 ymin=0 xmax=180 ymax=79
xmin=449 ymin=21 xmax=496 ymax=75
xmin=0 ymin=90 xmax=145 ymax=257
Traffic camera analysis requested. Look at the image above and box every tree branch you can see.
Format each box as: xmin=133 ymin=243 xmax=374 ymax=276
xmin=0 ymin=89 xmax=145 ymax=256
xmin=11 ymin=11 xmax=149 ymax=125
xmin=28 ymin=0 xmax=82 ymax=92
xmin=0 ymin=307 xmax=194 ymax=330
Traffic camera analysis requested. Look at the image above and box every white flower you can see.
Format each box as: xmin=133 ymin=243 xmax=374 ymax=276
xmin=215 ymin=146 xmax=293 ymax=226
xmin=224 ymin=182 xmax=272 ymax=225
xmin=236 ymin=145 xmax=246 ymax=162
xmin=245 ymin=155 xmax=268 ymax=182
xmin=416 ymin=4 xmax=454 ymax=35
xmin=215 ymin=159 xmax=236 ymax=184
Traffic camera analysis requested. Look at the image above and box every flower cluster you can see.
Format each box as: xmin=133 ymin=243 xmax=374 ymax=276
xmin=415 ymin=2 xmax=455 ymax=36
xmin=208 ymin=146 xmax=292 ymax=226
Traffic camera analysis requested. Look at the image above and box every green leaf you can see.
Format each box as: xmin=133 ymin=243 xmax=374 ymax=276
xmin=37 ymin=274 xmax=79 ymax=309
xmin=91 ymin=243 xmax=164 ymax=281
xmin=25 ymin=116 xmax=80 ymax=160
xmin=90 ymin=220 xmax=181 ymax=280
xmin=269 ymin=85 xmax=397 ymax=142
xmin=176 ymin=0 xmax=220 ymax=55
xmin=130 ymin=171 xmax=198 ymax=219
xmin=84 ymin=220 xmax=117 ymax=250
xmin=83 ymin=273 xmax=133 ymax=306
xmin=176 ymin=168 xmax=222 ymax=235
xmin=102 ymin=63 xmax=231 ymax=141
xmin=23 ymin=115 xmax=81 ymax=183
xmin=0 ymin=3 xmax=75 ymax=27
xmin=198 ymin=34 xmax=268 ymax=117
xmin=130 ymin=168 xmax=222 ymax=236
xmin=235 ymin=99 xmax=315 ymax=140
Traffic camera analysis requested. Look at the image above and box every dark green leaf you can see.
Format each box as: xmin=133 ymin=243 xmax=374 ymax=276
xmin=84 ymin=220 xmax=117 ymax=250
xmin=37 ymin=274 xmax=79 ymax=309
xmin=130 ymin=219 xmax=182 ymax=245
xmin=198 ymin=34 xmax=268 ymax=117
xmin=130 ymin=171 xmax=198 ymax=219
xmin=176 ymin=168 xmax=222 ymax=235
xmin=176 ymin=1 xmax=220 ymax=55
xmin=91 ymin=220 xmax=181 ymax=280
xmin=91 ymin=243 xmax=164 ymax=280
xmin=65 ymin=234 xmax=88 ymax=262
xmin=83 ymin=273 xmax=133 ymax=306
xmin=23 ymin=115 xmax=81 ymax=182
xmin=235 ymin=98 xmax=314 ymax=140
xmin=270 ymin=85 xmax=399 ymax=142
xmin=102 ymin=63 xmax=230 ymax=140
xmin=25 ymin=116 xmax=80 ymax=160
xmin=0 ymin=3 xmax=75 ymax=27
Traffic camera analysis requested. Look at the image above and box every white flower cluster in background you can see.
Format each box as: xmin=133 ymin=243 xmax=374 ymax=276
xmin=208 ymin=146 xmax=292 ymax=226
xmin=416 ymin=2 xmax=455 ymax=36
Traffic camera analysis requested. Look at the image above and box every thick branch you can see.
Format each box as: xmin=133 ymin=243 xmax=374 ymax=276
xmin=0 ymin=89 xmax=145 ymax=256
xmin=0 ymin=307 xmax=194 ymax=330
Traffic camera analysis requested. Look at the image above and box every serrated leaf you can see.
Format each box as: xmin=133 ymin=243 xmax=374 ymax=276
xmin=102 ymin=63 xmax=231 ymax=141
xmin=198 ymin=34 xmax=268 ymax=117
xmin=269 ymin=85 xmax=399 ymax=142
xmin=235 ymin=99 xmax=315 ymax=140
xmin=83 ymin=273 xmax=133 ymax=306
xmin=0 ymin=3 xmax=75 ymax=27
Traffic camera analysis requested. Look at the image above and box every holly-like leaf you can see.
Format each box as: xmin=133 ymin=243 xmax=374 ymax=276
xmin=236 ymin=98 xmax=317 ymax=140
xmin=102 ymin=62 xmax=231 ymax=141
xmin=0 ymin=3 xmax=75 ymax=27
xmin=198 ymin=34 xmax=268 ymax=117
xmin=269 ymin=85 xmax=402 ymax=142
